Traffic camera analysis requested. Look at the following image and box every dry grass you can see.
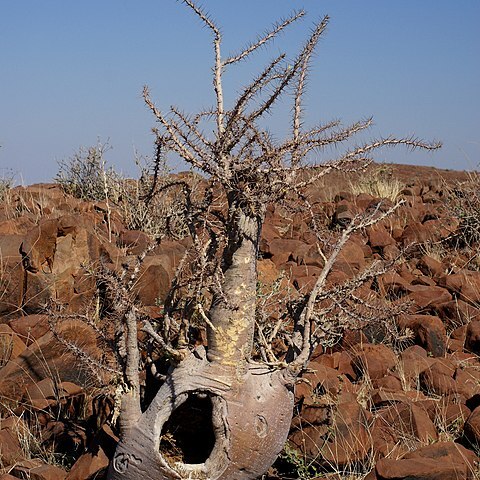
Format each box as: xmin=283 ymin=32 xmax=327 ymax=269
xmin=349 ymin=164 xmax=403 ymax=201
xmin=0 ymin=336 xmax=13 ymax=368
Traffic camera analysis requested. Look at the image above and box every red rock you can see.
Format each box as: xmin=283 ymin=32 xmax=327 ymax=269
xmin=295 ymin=361 xmax=342 ymax=403
xmin=8 ymin=314 xmax=50 ymax=345
xmin=288 ymin=264 xmax=322 ymax=289
xmin=118 ymin=229 xmax=150 ymax=254
xmin=373 ymin=375 xmax=402 ymax=391
xmin=417 ymin=255 xmax=445 ymax=277
xmin=440 ymin=271 xmax=480 ymax=305
xmin=66 ymin=428 xmax=114 ymax=480
xmin=455 ymin=368 xmax=480 ymax=404
xmin=367 ymin=225 xmax=396 ymax=249
xmin=0 ymin=324 xmax=27 ymax=361
xmin=411 ymin=275 xmax=437 ymax=287
xmin=257 ymin=259 xmax=280 ymax=286
xmin=133 ymin=257 xmax=172 ymax=305
xmin=59 ymin=381 xmax=84 ymax=397
xmin=260 ymin=221 xmax=280 ymax=245
xmin=333 ymin=199 xmax=357 ymax=227
xmin=340 ymin=329 xmax=369 ymax=349
xmin=448 ymin=337 xmax=465 ymax=353
xmin=464 ymin=405 xmax=480 ymax=447
xmin=398 ymin=346 xmax=434 ymax=386
xmin=291 ymin=403 xmax=330 ymax=430
xmin=465 ymin=320 xmax=480 ymax=355
xmin=371 ymin=417 xmax=402 ymax=459
xmin=376 ymin=441 xmax=476 ymax=479
xmin=437 ymin=300 xmax=480 ymax=328
xmin=0 ymin=415 xmax=30 ymax=437
xmin=423 ymin=217 xmax=459 ymax=240
xmin=378 ymin=402 xmax=437 ymax=444
xmin=24 ymin=377 xmax=57 ymax=402
xmin=335 ymin=351 xmax=358 ymax=381
xmin=290 ymin=401 xmax=372 ymax=467
xmin=334 ymin=191 xmax=355 ymax=202
xmin=398 ymin=314 xmax=447 ymax=357
xmin=434 ymin=401 xmax=470 ymax=431
xmin=322 ymin=401 xmax=372 ymax=466
xmin=405 ymin=440 xmax=476 ymax=462
xmin=378 ymin=271 xmax=411 ymax=298
xmin=382 ymin=244 xmax=401 ymax=260
xmin=332 ymin=239 xmax=365 ymax=276
xmin=406 ymin=285 xmax=452 ymax=312
xmin=352 ymin=343 xmax=397 ymax=380
xmin=291 ymin=243 xmax=325 ymax=268
xmin=326 ymin=270 xmax=350 ymax=287
xmin=20 ymin=218 xmax=58 ymax=273
xmin=355 ymin=192 xmax=376 ymax=210
xmin=0 ymin=234 xmax=24 ymax=261
xmin=23 ymin=270 xmax=54 ymax=313
xmin=0 ymin=319 xmax=102 ymax=403
xmin=0 ymin=237 xmax=24 ymax=315
xmin=0 ymin=429 xmax=24 ymax=466
xmin=420 ymin=359 xmax=457 ymax=396
xmin=260 ymin=238 xmax=305 ymax=267
xmin=401 ymin=185 xmax=421 ymax=196
xmin=370 ymin=389 xmax=418 ymax=410
xmin=28 ymin=464 xmax=67 ymax=480
xmin=9 ymin=460 xmax=46 ymax=479
xmin=401 ymin=221 xmax=433 ymax=245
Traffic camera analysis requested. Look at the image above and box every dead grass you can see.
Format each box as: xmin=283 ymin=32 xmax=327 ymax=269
xmin=349 ymin=164 xmax=403 ymax=201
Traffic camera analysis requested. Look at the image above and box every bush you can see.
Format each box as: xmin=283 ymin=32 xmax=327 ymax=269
xmin=0 ymin=170 xmax=14 ymax=203
xmin=55 ymin=143 xmax=189 ymax=239
xmin=448 ymin=171 xmax=480 ymax=248
xmin=55 ymin=143 xmax=121 ymax=202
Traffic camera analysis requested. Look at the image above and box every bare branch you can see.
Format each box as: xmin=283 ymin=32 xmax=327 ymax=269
xmin=180 ymin=1 xmax=226 ymax=142
xmin=340 ymin=136 xmax=442 ymax=163
xmin=290 ymin=199 xmax=405 ymax=370
xmin=223 ymin=10 xmax=305 ymax=66
xmin=170 ymin=106 xmax=212 ymax=150
xmin=224 ymin=54 xmax=286 ymax=140
xmin=142 ymin=319 xmax=185 ymax=362
xmin=292 ymin=16 xmax=329 ymax=164
xmin=143 ymin=87 xmax=205 ymax=170
xmin=180 ymin=0 xmax=220 ymax=37
xmin=227 ymin=15 xmax=329 ymax=152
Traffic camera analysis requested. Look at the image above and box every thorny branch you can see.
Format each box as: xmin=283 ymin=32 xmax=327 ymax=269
xmin=53 ymin=1 xmax=442 ymax=394
xmin=137 ymin=1 xmax=441 ymax=373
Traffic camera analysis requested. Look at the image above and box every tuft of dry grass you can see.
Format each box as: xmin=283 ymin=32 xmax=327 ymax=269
xmin=349 ymin=164 xmax=403 ymax=201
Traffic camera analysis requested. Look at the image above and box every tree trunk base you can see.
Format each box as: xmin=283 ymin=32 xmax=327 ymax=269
xmin=107 ymin=347 xmax=294 ymax=480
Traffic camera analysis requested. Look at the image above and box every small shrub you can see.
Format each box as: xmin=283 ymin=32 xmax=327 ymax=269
xmin=448 ymin=171 xmax=480 ymax=248
xmin=55 ymin=143 xmax=190 ymax=239
xmin=114 ymin=154 xmax=191 ymax=238
xmin=349 ymin=164 xmax=403 ymax=200
xmin=0 ymin=169 xmax=14 ymax=203
xmin=55 ymin=142 xmax=121 ymax=202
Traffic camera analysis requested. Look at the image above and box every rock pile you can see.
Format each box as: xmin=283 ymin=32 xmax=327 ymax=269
xmin=1 ymin=166 xmax=480 ymax=479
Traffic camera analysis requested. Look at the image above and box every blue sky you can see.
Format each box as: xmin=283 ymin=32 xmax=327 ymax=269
xmin=1 ymin=1 xmax=479 ymax=184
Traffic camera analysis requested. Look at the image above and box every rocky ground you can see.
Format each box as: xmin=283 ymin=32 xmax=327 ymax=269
xmin=1 ymin=163 xmax=480 ymax=480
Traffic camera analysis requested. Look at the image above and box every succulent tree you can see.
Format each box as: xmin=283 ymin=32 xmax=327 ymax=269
xmin=106 ymin=2 xmax=440 ymax=479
